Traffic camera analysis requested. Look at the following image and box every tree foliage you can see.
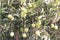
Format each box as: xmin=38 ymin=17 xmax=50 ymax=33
xmin=0 ymin=0 xmax=60 ymax=40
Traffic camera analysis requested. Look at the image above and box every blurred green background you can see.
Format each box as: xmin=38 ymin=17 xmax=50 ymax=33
xmin=0 ymin=0 xmax=60 ymax=40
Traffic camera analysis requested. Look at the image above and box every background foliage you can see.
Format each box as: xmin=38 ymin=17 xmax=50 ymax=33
xmin=0 ymin=0 xmax=60 ymax=40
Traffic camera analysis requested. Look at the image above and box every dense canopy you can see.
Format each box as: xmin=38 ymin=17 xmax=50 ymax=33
xmin=0 ymin=0 xmax=60 ymax=40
